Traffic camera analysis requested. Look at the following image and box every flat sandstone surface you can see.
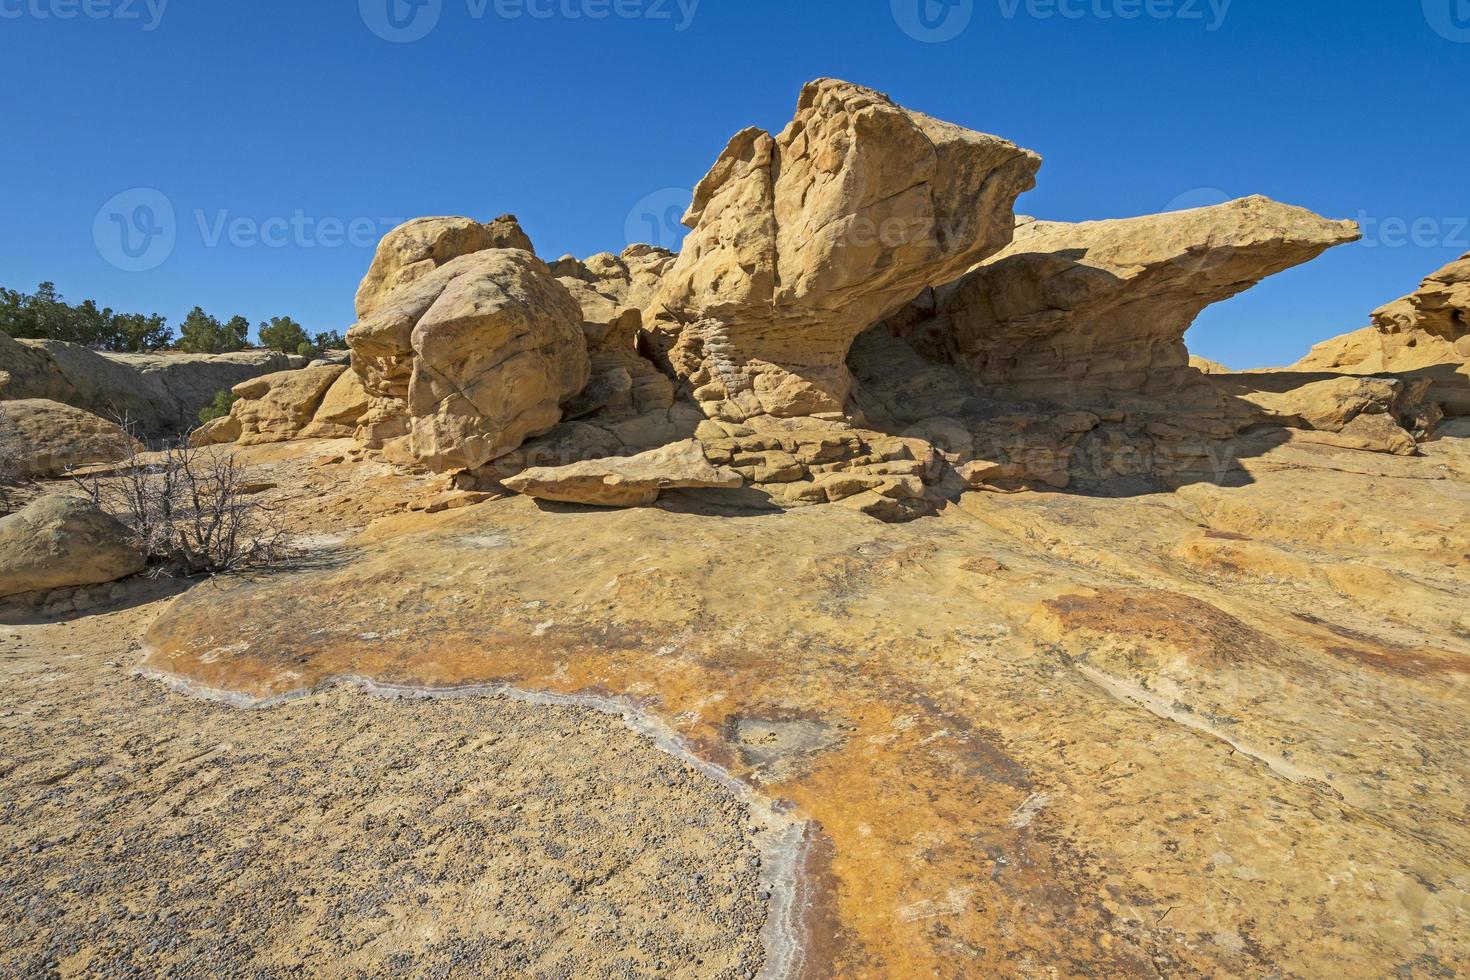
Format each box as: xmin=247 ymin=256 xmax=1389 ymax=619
xmin=0 ymin=594 xmax=767 ymax=979
xmin=4 ymin=428 xmax=1469 ymax=977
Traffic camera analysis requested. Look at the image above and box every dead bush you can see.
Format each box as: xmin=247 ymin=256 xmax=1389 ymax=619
xmin=0 ymin=435 xmax=30 ymax=514
xmin=73 ymin=439 xmax=291 ymax=575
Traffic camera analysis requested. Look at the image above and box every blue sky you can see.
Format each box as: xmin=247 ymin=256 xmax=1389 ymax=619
xmin=1 ymin=0 xmax=1466 ymax=367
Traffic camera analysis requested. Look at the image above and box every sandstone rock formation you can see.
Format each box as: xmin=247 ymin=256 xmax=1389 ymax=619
xmin=553 ymin=244 xmax=676 ymax=330
xmin=1291 ymin=251 xmax=1470 ymax=414
xmin=347 ymin=250 xmax=589 ymax=472
xmin=886 ymin=197 xmax=1361 ymax=399
xmin=645 ymin=78 xmax=1042 ymax=422
xmin=0 ymin=495 xmax=144 ymax=597
xmin=502 ymin=439 xmax=742 ymax=507
xmin=0 ymin=399 xmax=139 ymax=477
xmin=0 ymin=334 xmax=303 ymax=436
xmin=299 ymin=367 xmax=371 ymax=440
xmin=226 ymin=365 xmax=349 ymax=446
xmin=355 ymin=215 xmax=537 ymax=319
xmin=178 ymin=82 xmax=1420 ymax=521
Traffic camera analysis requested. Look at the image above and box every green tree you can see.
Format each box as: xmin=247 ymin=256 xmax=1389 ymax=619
xmin=258 ymin=315 xmax=310 ymax=354
xmin=0 ymin=282 xmax=173 ymax=351
xmin=112 ymin=311 xmax=171 ymax=351
xmin=177 ymin=308 xmax=247 ymax=354
xmin=312 ymin=330 xmax=346 ymax=352
xmin=198 ymin=389 xmax=238 ymax=424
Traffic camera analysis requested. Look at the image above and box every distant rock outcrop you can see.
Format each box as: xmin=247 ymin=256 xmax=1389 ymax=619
xmin=0 ymin=334 xmax=304 ymax=437
xmin=231 ymin=365 xmax=349 ymax=446
xmin=1291 ymin=252 xmax=1470 ymax=415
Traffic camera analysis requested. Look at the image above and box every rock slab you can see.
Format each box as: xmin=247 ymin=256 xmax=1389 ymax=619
xmin=502 ymin=439 xmax=742 ymax=507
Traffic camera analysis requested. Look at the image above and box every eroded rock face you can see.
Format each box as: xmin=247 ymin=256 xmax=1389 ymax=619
xmin=355 ymin=215 xmax=537 ymax=319
xmin=348 ymin=250 xmax=590 ymax=472
xmin=0 ymin=495 xmax=144 ymax=598
xmin=887 ymin=197 xmax=1361 ymax=399
xmin=646 ymin=78 xmax=1041 ymax=422
xmin=0 ymin=400 xmax=139 ymax=477
xmin=502 ymin=439 xmax=742 ymax=507
xmin=1292 ymin=252 xmax=1470 ymax=414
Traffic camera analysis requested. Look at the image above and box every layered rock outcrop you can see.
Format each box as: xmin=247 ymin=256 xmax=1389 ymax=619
xmin=645 ymin=78 xmax=1041 ymax=422
xmin=886 ymin=197 xmax=1361 ymax=399
xmin=0 ymin=495 xmax=144 ymax=597
xmin=1291 ymin=252 xmax=1470 ymax=414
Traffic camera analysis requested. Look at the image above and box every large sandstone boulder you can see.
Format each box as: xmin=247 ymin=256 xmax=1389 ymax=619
xmin=1291 ymin=252 xmax=1470 ymax=415
xmin=0 ymin=495 xmax=145 ymax=597
xmin=355 ymin=215 xmax=536 ymax=319
xmin=0 ymin=400 xmax=139 ymax=477
xmin=645 ymin=78 xmax=1041 ymax=422
xmin=230 ymin=365 xmax=348 ymax=445
xmin=0 ymin=334 xmax=302 ymax=436
xmin=887 ymin=197 xmax=1361 ymax=399
xmin=502 ymin=439 xmax=742 ymax=507
xmin=348 ymin=250 xmax=591 ymax=472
